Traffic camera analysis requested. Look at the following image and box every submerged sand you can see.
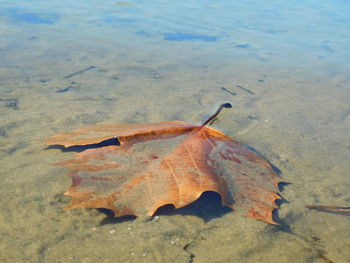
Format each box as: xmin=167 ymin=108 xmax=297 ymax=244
xmin=1 ymin=52 xmax=349 ymax=262
xmin=1 ymin=1 xmax=349 ymax=262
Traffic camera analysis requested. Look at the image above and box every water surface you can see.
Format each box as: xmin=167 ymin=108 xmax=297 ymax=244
xmin=1 ymin=0 xmax=349 ymax=262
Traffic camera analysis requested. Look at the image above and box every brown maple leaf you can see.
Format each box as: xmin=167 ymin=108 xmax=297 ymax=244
xmin=45 ymin=104 xmax=284 ymax=224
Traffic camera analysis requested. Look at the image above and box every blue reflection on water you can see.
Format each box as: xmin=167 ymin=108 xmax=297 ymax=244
xmin=0 ymin=0 xmax=349 ymax=70
xmin=135 ymin=30 xmax=151 ymax=37
xmin=6 ymin=8 xmax=59 ymax=24
xmin=163 ymin=33 xmax=218 ymax=42
xmin=235 ymin=44 xmax=251 ymax=49
xmin=102 ymin=16 xmax=135 ymax=24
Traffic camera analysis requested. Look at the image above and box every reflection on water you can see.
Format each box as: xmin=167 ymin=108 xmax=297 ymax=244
xmin=0 ymin=0 xmax=349 ymax=262
xmin=0 ymin=0 xmax=349 ymax=71
xmin=163 ymin=33 xmax=219 ymax=42
xmin=4 ymin=8 xmax=60 ymax=24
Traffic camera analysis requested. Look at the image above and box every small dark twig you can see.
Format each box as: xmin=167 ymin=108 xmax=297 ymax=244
xmin=236 ymin=85 xmax=254 ymax=94
xmin=221 ymin=87 xmax=236 ymax=96
xmin=306 ymin=205 xmax=350 ymax=214
xmin=64 ymin=66 xmax=96 ymax=79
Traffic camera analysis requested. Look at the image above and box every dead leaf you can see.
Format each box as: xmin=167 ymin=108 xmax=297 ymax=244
xmin=45 ymin=113 xmax=284 ymax=224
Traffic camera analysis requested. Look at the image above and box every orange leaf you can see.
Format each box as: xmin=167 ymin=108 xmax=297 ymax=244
xmin=45 ymin=120 xmax=284 ymax=224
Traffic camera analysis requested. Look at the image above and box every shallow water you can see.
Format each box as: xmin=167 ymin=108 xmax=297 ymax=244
xmin=1 ymin=0 xmax=349 ymax=262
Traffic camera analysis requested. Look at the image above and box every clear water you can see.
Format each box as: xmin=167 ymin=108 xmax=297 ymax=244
xmin=1 ymin=1 xmax=349 ymax=262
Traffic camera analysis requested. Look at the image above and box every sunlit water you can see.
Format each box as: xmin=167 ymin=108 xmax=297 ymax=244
xmin=1 ymin=1 xmax=349 ymax=262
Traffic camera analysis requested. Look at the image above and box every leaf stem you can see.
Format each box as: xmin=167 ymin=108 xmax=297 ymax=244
xmin=191 ymin=103 xmax=232 ymax=136
xmin=201 ymin=103 xmax=232 ymax=127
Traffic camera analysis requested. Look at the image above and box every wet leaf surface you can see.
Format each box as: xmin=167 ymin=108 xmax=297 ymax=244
xmin=45 ymin=120 xmax=284 ymax=224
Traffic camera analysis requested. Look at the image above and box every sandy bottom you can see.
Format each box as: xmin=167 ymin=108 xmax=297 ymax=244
xmin=0 ymin=22 xmax=349 ymax=263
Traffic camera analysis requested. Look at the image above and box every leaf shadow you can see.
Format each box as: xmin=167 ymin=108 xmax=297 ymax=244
xmin=45 ymin=137 xmax=120 ymax=152
xmin=99 ymin=191 xmax=232 ymax=225
xmin=156 ymin=191 xmax=232 ymax=221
